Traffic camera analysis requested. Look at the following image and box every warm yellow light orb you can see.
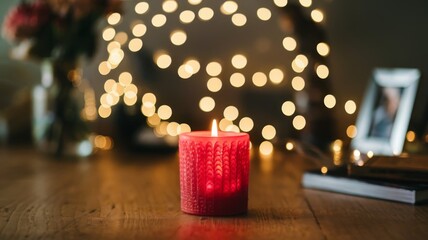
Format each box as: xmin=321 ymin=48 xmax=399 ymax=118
xmin=102 ymin=27 xmax=115 ymax=41
xmin=406 ymin=131 xmax=416 ymax=142
xmin=221 ymin=1 xmax=238 ymax=15
xmin=274 ymin=0 xmax=288 ymax=7
xmin=199 ymin=97 xmax=215 ymax=112
xmin=239 ymin=117 xmax=254 ymax=132
xmin=291 ymin=76 xmax=305 ymax=91
xmin=170 ymin=30 xmax=187 ymax=46
xmin=158 ymin=105 xmax=172 ymax=120
xmin=345 ymin=100 xmax=357 ymax=114
xmin=299 ymin=0 xmax=312 ymax=8
xmin=293 ymin=115 xmax=306 ymax=130
xmin=188 ymin=0 xmax=202 ymax=5
xmin=230 ymin=73 xmax=245 ymax=88
xmin=252 ymin=72 xmax=267 ymax=87
xmin=262 ymin=125 xmax=276 ymax=140
xmin=285 ymin=141 xmax=294 ymax=150
xmin=98 ymin=106 xmax=112 ymax=118
xmin=232 ymin=13 xmax=247 ymax=27
xmin=231 ymin=54 xmax=247 ymax=69
xmin=223 ymin=106 xmax=239 ymax=121
xmin=154 ymin=52 xmax=172 ymax=69
xmin=346 ymin=125 xmax=357 ymax=138
xmin=324 ymin=94 xmax=336 ymax=109
xmin=316 ymin=64 xmax=329 ymax=79
xmin=259 ymin=141 xmax=274 ymax=155
xmin=198 ymin=7 xmax=214 ymax=21
xmin=180 ymin=10 xmax=195 ymax=23
xmin=257 ymin=8 xmax=271 ymax=21
xmin=281 ymin=101 xmax=295 ymax=116
xmin=135 ymin=2 xmax=149 ymax=15
xmin=317 ymin=42 xmax=330 ymax=56
xmin=132 ymin=23 xmax=147 ymax=37
xmin=207 ymin=77 xmax=222 ymax=92
xmin=107 ymin=13 xmax=121 ymax=25
xmin=142 ymin=93 xmax=157 ymax=107
xmin=128 ymin=38 xmax=143 ymax=52
xmin=311 ymin=9 xmax=324 ymax=23
xmin=162 ymin=0 xmax=178 ymax=13
xmin=282 ymin=37 xmax=297 ymax=51
xmin=206 ymin=62 xmax=222 ymax=76
xmin=119 ymin=72 xmax=132 ymax=86
xmin=269 ymin=68 xmax=284 ymax=84
xmin=152 ymin=14 xmax=167 ymax=27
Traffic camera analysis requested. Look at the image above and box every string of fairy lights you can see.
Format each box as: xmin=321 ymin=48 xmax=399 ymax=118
xmin=96 ymin=0 xmax=361 ymax=154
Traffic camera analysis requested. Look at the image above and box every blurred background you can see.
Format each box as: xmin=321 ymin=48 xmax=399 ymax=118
xmin=0 ymin=0 xmax=427 ymax=153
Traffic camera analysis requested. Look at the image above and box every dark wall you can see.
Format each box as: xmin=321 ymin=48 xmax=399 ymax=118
xmin=1 ymin=0 xmax=427 ymax=143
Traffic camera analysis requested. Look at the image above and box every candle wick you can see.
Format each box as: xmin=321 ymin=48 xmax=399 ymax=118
xmin=211 ymin=119 xmax=218 ymax=137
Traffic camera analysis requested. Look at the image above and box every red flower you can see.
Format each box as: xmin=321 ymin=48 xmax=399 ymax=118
xmin=2 ymin=0 xmax=51 ymax=42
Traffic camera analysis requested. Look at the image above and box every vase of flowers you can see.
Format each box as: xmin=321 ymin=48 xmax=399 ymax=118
xmin=2 ymin=0 xmax=121 ymax=157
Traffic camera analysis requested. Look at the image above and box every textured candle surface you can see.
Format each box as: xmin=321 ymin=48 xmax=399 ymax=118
xmin=179 ymin=131 xmax=250 ymax=216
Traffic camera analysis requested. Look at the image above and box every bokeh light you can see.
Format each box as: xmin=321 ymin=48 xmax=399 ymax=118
xmin=230 ymin=73 xmax=245 ymax=88
xmin=102 ymin=27 xmax=115 ymax=41
xmin=299 ymin=0 xmax=312 ymax=8
xmin=259 ymin=141 xmax=273 ymax=155
xmin=135 ymin=2 xmax=149 ymax=15
xmin=311 ymin=9 xmax=324 ymax=22
xmin=346 ymin=125 xmax=357 ymax=138
xmin=128 ymin=38 xmax=143 ymax=52
xmin=316 ymin=64 xmax=329 ymax=79
xmin=317 ymin=42 xmax=330 ymax=56
xmin=406 ymin=131 xmax=416 ymax=142
xmin=199 ymin=96 xmax=215 ymax=112
xmin=206 ymin=62 xmax=222 ymax=76
xmin=207 ymin=77 xmax=222 ymax=92
xmin=293 ymin=115 xmax=306 ymax=130
xmin=223 ymin=106 xmax=239 ymax=121
xmin=132 ymin=23 xmax=147 ymax=37
xmin=324 ymin=94 xmax=336 ymax=109
xmin=257 ymin=8 xmax=271 ymax=21
xmin=262 ymin=125 xmax=276 ymax=140
xmin=282 ymin=37 xmax=297 ymax=51
xmin=239 ymin=117 xmax=254 ymax=132
xmin=170 ymin=30 xmax=187 ymax=46
xmin=154 ymin=51 xmax=172 ymax=69
xmin=221 ymin=1 xmax=238 ymax=15
xmin=180 ymin=10 xmax=195 ymax=23
xmin=252 ymin=72 xmax=267 ymax=87
xmin=291 ymin=76 xmax=305 ymax=91
xmin=269 ymin=68 xmax=284 ymax=84
xmin=198 ymin=7 xmax=214 ymax=21
xmin=231 ymin=54 xmax=247 ymax=69
xmin=158 ymin=105 xmax=173 ymax=120
xmin=281 ymin=101 xmax=295 ymax=116
xmin=107 ymin=13 xmax=121 ymax=25
xmin=345 ymin=100 xmax=357 ymax=114
xmin=274 ymin=0 xmax=288 ymax=7
xmin=232 ymin=13 xmax=247 ymax=27
xmin=188 ymin=0 xmax=202 ymax=5
xmin=152 ymin=14 xmax=167 ymax=27
xmin=162 ymin=0 xmax=178 ymax=13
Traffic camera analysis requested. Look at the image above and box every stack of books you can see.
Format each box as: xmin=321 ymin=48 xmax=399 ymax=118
xmin=302 ymin=156 xmax=428 ymax=204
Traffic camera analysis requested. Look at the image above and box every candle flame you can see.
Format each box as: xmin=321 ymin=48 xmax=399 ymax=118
xmin=211 ymin=119 xmax=218 ymax=137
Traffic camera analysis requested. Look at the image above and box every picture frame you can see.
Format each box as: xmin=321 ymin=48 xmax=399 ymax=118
xmin=351 ymin=68 xmax=420 ymax=156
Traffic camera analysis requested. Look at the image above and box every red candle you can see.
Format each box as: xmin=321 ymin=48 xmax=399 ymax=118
xmin=179 ymin=120 xmax=250 ymax=216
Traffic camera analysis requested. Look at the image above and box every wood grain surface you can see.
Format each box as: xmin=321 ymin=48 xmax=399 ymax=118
xmin=0 ymin=148 xmax=427 ymax=240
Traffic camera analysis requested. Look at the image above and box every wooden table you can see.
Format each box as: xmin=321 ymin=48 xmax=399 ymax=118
xmin=1 ymin=147 xmax=427 ymax=239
